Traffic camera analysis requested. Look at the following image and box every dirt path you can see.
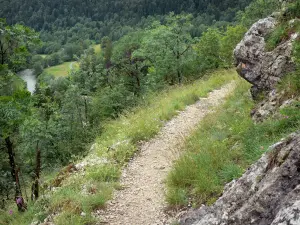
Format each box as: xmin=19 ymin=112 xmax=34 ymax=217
xmin=97 ymin=82 xmax=236 ymax=225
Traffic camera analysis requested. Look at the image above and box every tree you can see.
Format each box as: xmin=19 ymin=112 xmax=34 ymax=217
xmin=112 ymin=31 xmax=146 ymax=94
xmin=0 ymin=19 xmax=39 ymax=71
xmin=236 ymin=0 xmax=280 ymax=27
xmin=0 ymin=20 xmax=38 ymax=211
xmin=219 ymin=25 xmax=247 ymax=67
xmin=0 ymin=90 xmax=31 ymax=211
xmin=195 ymin=28 xmax=222 ymax=71
xmin=134 ymin=14 xmax=194 ymax=86
xmin=101 ymin=36 xmax=113 ymax=69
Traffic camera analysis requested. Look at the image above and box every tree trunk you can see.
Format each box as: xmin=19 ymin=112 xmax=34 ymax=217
xmin=177 ymin=53 xmax=182 ymax=84
xmin=84 ymin=97 xmax=88 ymax=123
xmin=134 ymin=64 xmax=141 ymax=90
xmin=31 ymin=141 xmax=41 ymax=201
xmin=5 ymin=137 xmax=25 ymax=211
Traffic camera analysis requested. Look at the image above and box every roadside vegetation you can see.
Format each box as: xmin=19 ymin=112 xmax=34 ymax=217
xmin=166 ymin=76 xmax=300 ymax=208
xmin=167 ymin=1 xmax=300 ymax=208
xmin=1 ymin=69 xmax=236 ymax=225
xmin=265 ymin=1 xmax=300 ymax=51
xmin=0 ymin=0 xmax=283 ymax=223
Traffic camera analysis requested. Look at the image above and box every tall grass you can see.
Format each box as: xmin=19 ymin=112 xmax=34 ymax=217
xmin=166 ymin=78 xmax=300 ymax=208
xmin=265 ymin=22 xmax=289 ymax=51
xmin=95 ymin=69 xmax=237 ymax=165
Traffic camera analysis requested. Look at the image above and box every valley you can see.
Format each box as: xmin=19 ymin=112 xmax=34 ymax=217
xmin=1 ymin=1 xmax=300 ymax=225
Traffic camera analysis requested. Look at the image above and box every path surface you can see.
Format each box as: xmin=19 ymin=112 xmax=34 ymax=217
xmin=97 ymin=82 xmax=236 ymax=225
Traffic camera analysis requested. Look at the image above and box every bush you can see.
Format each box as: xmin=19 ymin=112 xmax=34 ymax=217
xmin=285 ymin=1 xmax=300 ymax=20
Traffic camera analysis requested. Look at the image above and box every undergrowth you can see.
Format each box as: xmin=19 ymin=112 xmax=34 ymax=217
xmin=265 ymin=22 xmax=289 ymax=51
xmin=0 ymin=69 xmax=236 ymax=225
xmin=95 ymin=69 xmax=237 ymax=165
xmin=166 ymin=77 xmax=300 ymax=208
xmin=265 ymin=1 xmax=300 ymax=51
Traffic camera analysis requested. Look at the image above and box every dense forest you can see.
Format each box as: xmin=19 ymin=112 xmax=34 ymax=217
xmin=0 ymin=0 xmax=282 ymax=223
xmin=2 ymin=0 xmax=252 ymax=30
xmin=1 ymin=0 xmax=252 ymax=60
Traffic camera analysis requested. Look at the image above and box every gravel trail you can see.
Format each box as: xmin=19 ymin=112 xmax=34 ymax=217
xmin=97 ymin=82 xmax=236 ymax=225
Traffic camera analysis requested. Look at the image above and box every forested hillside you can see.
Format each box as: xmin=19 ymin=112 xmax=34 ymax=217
xmin=2 ymin=0 xmax=251 ymax=30
xmin=0 ymin=0 xmax=285 ymax=224
xmin=1 ymin=0 xmax=252 ymax=57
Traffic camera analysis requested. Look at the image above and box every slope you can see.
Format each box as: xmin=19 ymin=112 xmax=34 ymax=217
xmin=96 ymin=82 xmax=235 ymax=225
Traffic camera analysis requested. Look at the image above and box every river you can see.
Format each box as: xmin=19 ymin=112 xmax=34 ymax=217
xmin=18 ymin=69 xmax=37 ymax=94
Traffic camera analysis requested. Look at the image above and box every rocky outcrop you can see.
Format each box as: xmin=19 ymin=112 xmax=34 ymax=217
xmin=234 ymin=16 xmax=296 ymax=99
xmin=179 ymin=133 xmax=300 ymax=225
xmin=250 ymin=89 xmax=300 ymax=122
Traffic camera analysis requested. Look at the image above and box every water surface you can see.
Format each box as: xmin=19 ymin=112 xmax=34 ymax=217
xmin=18 ymin=69 xmax=36 ymax=94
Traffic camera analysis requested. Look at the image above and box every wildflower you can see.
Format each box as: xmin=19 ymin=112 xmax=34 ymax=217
xmin=9 ymin=209 xmax=13 ymax=215
xmin=16 ymin=197 xmax=23 ymax=205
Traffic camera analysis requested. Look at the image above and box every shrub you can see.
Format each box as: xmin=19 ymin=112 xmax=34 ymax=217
xmin=265 ymin=23 xmax=289 ymax=51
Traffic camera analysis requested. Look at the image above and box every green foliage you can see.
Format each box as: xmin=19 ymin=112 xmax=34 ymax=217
xmin=166 ymin=188 xmax=188 ymax=207
xmin=44 ymin=62 xmax=79 ymax=77
xmin=278 ymin=70 xmax=300 ymax=97
xmin=0 ymin=0 xmax=280 ymax=218
xmin=265 ymin=23 xmax=289 ymax=51
xmin=0 ymin=0 xmax=252 ymax=43
xmin=284 ymin=1 xmax=300 ymax=20
xmin=219 ymin=25 xmax=247 ymax=67
xmin=195 ymin=25 xmax=247 ymax=70
xmin=0 ymin=20 xmax=37 ymax=212
xmin=196 ymin=28 xmax=222 ymax=70
xmin=95 ymin=69 xmax=237 ymax=166
xmin=91 ymin=84 xmax=138 ymax=122
xmin=293 ymin=38 xmax=300 ymax=66
xmin=275 ymin=28 xmax=300 ymax=97
xmin=3 ymin=70 xmax=235 ymax=224
xmin=0 ymin=19 xmax=40 ymax=71
xmin=237 ymin=0 xmax=281 ymax=27
xmin=241 ymin=102 xmax=300 ymax=161
xmin=86 ymin=164 xmax=121 ymax=182
xmin=54 ymin=212 xmax=95 ymax=225
xmin=219 ymin=164 xmax=244 ymax=183
xmin=0 ymin=0 xmax=253 ymax=69
xmin=166 ymin=78 xmax=300 ymax=208
xmin=134 ymin=14 xmax=195 ymax=86
xmin=49 ymin=181 xmax=112 ymax=222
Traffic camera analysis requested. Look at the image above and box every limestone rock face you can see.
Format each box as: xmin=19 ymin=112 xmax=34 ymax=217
xmin=179 ymin=133 xmax=300 ymax=225
xmin=250 ymin=90 xmax=282 ymax=122
xmin=234 ymin=17 xmax=295 ymax=99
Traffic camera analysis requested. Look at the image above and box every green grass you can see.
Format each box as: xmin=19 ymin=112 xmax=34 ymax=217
xmin=284 ymin=70 xmax=300 ymax=95
xmin=44 ymin=62 xmax=79 ymax=77
xmin=265 ymin=6 xmax=300 ymax=52
xmin=166 ymin=78 xmax=300 ymax=208
xmin=3 ymin=178 xmax=114 ymax=225
xmin=85 ymin=164 xmax=121 ymax=182
xmin=93 ymin=44 xmax=101 ymax=54
xmin=265 ymin=22 xmax=289 ymax=51
xmin=38 ymin=54 xmax=47 ymax=58
xmin=94 ymin=69 xmax=237 ymax=165
xmin=0 ymin=69 xmax=236 ymax=224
